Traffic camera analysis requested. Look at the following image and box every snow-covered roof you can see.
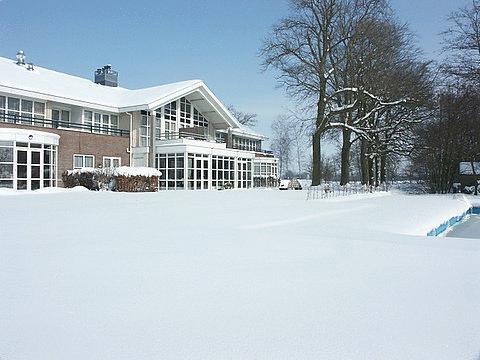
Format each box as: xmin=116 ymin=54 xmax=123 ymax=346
xmin=0 ymin=56 xmax=240 ymax=128
xmin=0 ymin=127 xmax=59 ymax=145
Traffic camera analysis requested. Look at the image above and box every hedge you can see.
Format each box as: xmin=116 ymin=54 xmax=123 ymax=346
xmin=62 ymin=167 xmax=161 ymax=192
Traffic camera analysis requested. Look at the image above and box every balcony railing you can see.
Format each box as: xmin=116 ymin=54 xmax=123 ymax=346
xmin=157 ymin=131 xmax=274 ymax=155
xmin=0 ymin=113 xmax=129 ymax=137
xmin=158 ymin=131 xmax=224 ymax=143
xmin=231 ymin=145 xmax=273 ymax=155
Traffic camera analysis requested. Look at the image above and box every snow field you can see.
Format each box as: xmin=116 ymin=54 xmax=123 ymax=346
xmin=0 ymin=189 xmax=479 ymax=360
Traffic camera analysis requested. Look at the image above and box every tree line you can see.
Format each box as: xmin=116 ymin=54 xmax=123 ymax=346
xmin=260 ymin=0 xmax=480 ymax=192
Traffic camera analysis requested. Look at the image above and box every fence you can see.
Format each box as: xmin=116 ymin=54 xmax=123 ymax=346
xmin=1 ymin=113 xmax=129 ymax=137
xmin=306 ymin=182 xmax=388 ymax=200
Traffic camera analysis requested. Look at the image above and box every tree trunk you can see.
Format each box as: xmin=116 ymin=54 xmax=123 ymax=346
xmin=340 ymin=128 xmax=352 ymax=185
xmin=360 ymin=139 xmax=369 ymax=185
xmin=380 ymin=154 xmax=387 ymax=184
xmin=312 ymin=130 xmax=322 ymax=185
xmin=368 ymin=155 xmax=375 ymax=187
xmin=375 ymin=156 xmax=381 ymax=186
xmin=312 ymin=89 xmax=328 ymax=186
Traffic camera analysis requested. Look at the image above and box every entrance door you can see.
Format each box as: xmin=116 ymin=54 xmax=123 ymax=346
xmin=16 ymin=147 xmax=42 ymax=190
xmin=30 ymin=149 xmax=41 ymax=190
xmin=16 ymin=148 xmax=28 ymax=190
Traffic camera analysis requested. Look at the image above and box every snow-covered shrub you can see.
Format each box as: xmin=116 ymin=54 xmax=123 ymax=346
xmin=62 ymin=168 xmax=102 ymax=190
xmin=112 ymin=167 xmax=161 ymax=192
xmin=62 ymin=167 xmax=161 ymax=192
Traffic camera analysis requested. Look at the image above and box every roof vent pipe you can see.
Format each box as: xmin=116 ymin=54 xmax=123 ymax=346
xmin=16 ymin=50 xmax=26 ymax=65
xmin=26 ymin=63 xmax=34 ymax=71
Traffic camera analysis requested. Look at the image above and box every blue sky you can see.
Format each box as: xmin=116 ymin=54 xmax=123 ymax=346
xmin=0 ymin=0 xmax=468 ymax=140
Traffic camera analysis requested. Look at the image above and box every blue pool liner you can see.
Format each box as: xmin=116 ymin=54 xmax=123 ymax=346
xmin=427 ymin=207 xmax=479 ymax=236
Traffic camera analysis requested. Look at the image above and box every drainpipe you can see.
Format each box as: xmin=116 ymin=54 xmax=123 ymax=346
xmin=126 ymin=112 xmax=133 ymax=166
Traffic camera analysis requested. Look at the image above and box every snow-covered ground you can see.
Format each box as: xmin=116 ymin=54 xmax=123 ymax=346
xmin=1 ymin=189 xmax=479 ymax=360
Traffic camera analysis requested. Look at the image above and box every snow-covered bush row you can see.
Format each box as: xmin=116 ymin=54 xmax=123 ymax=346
xmin=62 ymin=167 xmax=161 ymax=192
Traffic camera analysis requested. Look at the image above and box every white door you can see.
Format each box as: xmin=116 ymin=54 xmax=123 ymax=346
xmin=16 ymin=147 xmax=42 ymax=190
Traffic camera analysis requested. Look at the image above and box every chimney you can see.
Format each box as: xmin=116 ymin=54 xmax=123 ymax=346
xmin=94 ymin=64 xmax=118 ymax=87
xmin=16 ymin=50 xmax=26 ymax=65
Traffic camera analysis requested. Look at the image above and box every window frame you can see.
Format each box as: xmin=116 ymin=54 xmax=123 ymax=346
xmin=73 ymin=154 xmax=95 ymax=169
xmin=103 ymin=156 xmax=121 ymax=168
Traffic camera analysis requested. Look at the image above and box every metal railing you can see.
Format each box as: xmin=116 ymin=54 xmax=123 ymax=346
xmin=306 ymin=182 xmax=388 ymax=200
xmin=0 ymin=113 xmax=129 ymax=137
xmin=157 ymin=131 xmax=275 ymax=155
xmin=157 ymin=131 xmax=223 ymax=142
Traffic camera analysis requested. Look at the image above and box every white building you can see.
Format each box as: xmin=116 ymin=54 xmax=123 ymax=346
xmin=0 ymin=51 xmax=278 ymax=190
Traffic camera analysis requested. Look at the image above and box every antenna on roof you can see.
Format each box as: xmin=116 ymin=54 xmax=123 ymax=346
xmin=16 ymin=50 xmax=26 ymax=66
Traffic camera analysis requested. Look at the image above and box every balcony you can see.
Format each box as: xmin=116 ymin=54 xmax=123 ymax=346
xmin=0 ymin=113 xmax=129 ymax=137
xmin=157 ymin=130 xmax=275 ymax=157
xmin=158 ymin=130 xmax=221 ymax=143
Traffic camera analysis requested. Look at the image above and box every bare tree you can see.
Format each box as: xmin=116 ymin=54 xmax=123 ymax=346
xmin=227 ymin=105 xmax=258 ymax=127
xmin=290 ymin=119 xmax=309 ymax=174
xmin=410 ymin=87 xmax=480 ymax=193
xmin=271 ymin=115 xmax=294 ymax=177
xmin=324 ymin=17 xmax=433 ymax=185
xmin=442 ymin=0 xmax=480 ymax=85
xmin=260 ymin=0 xmax=388 ymax=185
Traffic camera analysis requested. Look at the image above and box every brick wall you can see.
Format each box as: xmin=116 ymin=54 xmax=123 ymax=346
xmin=0 ymin=123 xmax=130 ymax=186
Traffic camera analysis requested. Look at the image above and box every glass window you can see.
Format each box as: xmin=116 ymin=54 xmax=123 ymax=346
xmin=0 ymin=96 xmax=5 ymax=109
xmin=17 ymin=165 xmax=27 ymax=178
xmin=8 ymin=97 xmax=20 ymax=111
xmin=155 ymin=153 xmax=185 ymax=190
xmin=193 ymin=108 xmax=208 ymax=127
xmin=31 ymin=152 xmax=40 ymax=165
xmin=0 ymin=164 xmax=13 ymax=178
xmin=84 ymin=156 xmax=94 ymax=168
xmin=44 ymin=150 xmax=51 ymax=163
xmin=74 ymin=155 xmax=95 ymax=169
xmin=31 ymin=166 xmax=40 ymax=178
xmin=179 ymin=97 xmax=192 ymax=126
xmin=140 ymin=113 xmax=150 ymax=147
xmin=21 ymin=99 xmax=33 ymax=113
xmin=34 ymin=102 xmax=45 ymax=116
xmin=62 ymin=110 xmax=70 ymax=122
xmin=0 ymin=180 xmax=13 ymax=188
xmin=74 ymin=155 xmax=83 ymax=168
xmin=0 ymin=147 xmax=13 ymax=162
xmin=84 ymin=110 xmax=93 ymax=125
xmin=17 ymin=150 xmax=27 ymax=164
xmin=111 ymin=115 xmax=119 ymax=128
xmin=43 ymin=165 xmax=51 ymax=179
xmin=103 ymin=157 xmax=121 ymax=168
xmin=94 ymin=113 xmax=102 ymax=133
xmin=164 ymin=101 xmax=177 ymax=121
xmin=102 ymin=114 xmax=109 ymax=133
xmin=52 ymin=109 xmax=60 ymax=121
xmin=31 ymin=180 xmax=40 ymax=190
